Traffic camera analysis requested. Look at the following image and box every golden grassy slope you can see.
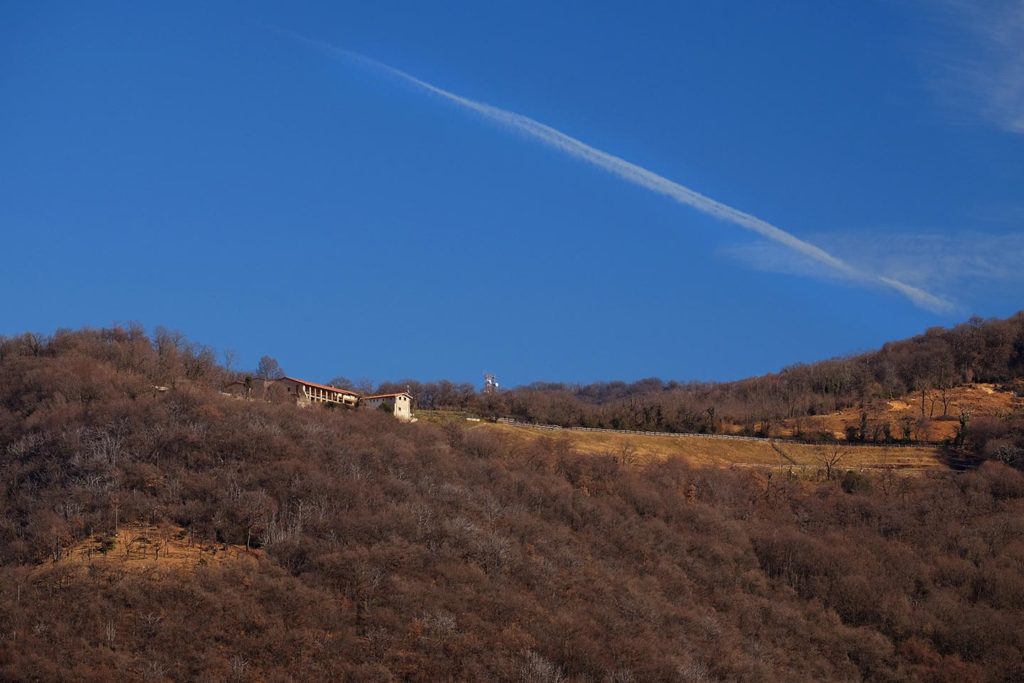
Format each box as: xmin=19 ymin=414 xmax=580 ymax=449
xmin=477 ymin=422 xmax=948 ymax=471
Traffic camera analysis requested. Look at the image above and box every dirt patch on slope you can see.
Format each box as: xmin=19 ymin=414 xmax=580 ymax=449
xmin=781 ymin=383 xmax=1020 ymax=443
xmin=46 ymin=525 xmax=261 ymax=574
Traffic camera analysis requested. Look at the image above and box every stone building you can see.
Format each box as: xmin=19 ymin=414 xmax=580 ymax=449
xmin=360 ymin=392 xmax=414 ymax=421
xmin=277 ymin=376 xmax=360 ymax=408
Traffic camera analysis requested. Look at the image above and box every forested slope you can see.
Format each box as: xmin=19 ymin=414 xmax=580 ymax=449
xmin=1 ymin=329 xmax=1024 ymax=681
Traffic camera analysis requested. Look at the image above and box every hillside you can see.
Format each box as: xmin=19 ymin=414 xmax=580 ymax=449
xmin=1 ymin=327 xmax=1024 ymax=681
xmin=417 ymin=313 xmax=1024 ymax=447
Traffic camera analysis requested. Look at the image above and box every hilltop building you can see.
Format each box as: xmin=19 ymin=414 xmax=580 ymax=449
xmin=277 ymin=376 xmax=360 ymax=408
xmin=223 ymin=376 xmax=412 ymax=419
xmin=360 ymin=392 xmax=414 ymax=421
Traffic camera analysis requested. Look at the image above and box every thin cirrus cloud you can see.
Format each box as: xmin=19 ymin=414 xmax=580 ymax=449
xmin=922 ymin=0 xmax=1024 ymax=134
xmin=288 ymin=32 xmax=954 ymax=313
xmin=722 ymin=231 xmax=1024 ymax=308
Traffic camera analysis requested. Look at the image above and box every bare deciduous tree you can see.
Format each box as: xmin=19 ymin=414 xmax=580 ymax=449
xmin=821 ymin=444 xmax=846 ymax=480
xmin=256 ymin=355 xmax=284 ymax=380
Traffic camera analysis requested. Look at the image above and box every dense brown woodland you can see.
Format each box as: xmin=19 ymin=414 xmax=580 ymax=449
xmin=1 ymin=320 xmax=1024 ymax=681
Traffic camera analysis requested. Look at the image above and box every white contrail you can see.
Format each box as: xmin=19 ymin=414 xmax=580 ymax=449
xmin=295 ymin=34 xmax=952 ymax=313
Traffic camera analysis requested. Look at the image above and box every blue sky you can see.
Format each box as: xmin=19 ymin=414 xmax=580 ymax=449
xmin=2 ymin=1 xmax=1022 ymax=386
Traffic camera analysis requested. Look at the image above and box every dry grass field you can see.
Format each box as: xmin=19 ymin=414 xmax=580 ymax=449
xmin=476 ymin=421 xmax=950 ymax=472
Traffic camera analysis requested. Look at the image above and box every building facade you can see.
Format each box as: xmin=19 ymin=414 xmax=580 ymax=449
xmin=360 ymin=392 xmax=414 ymax=421
xmin=277 ymin=377 xmax=360 ymax=408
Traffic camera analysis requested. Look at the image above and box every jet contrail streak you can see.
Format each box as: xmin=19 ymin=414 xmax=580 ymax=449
xmin=295 ymin=34 xmax=952 ymax=313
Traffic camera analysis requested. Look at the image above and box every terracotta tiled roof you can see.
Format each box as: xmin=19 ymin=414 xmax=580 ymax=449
xmin=362 ymin=392 xmax=412 ymax=399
